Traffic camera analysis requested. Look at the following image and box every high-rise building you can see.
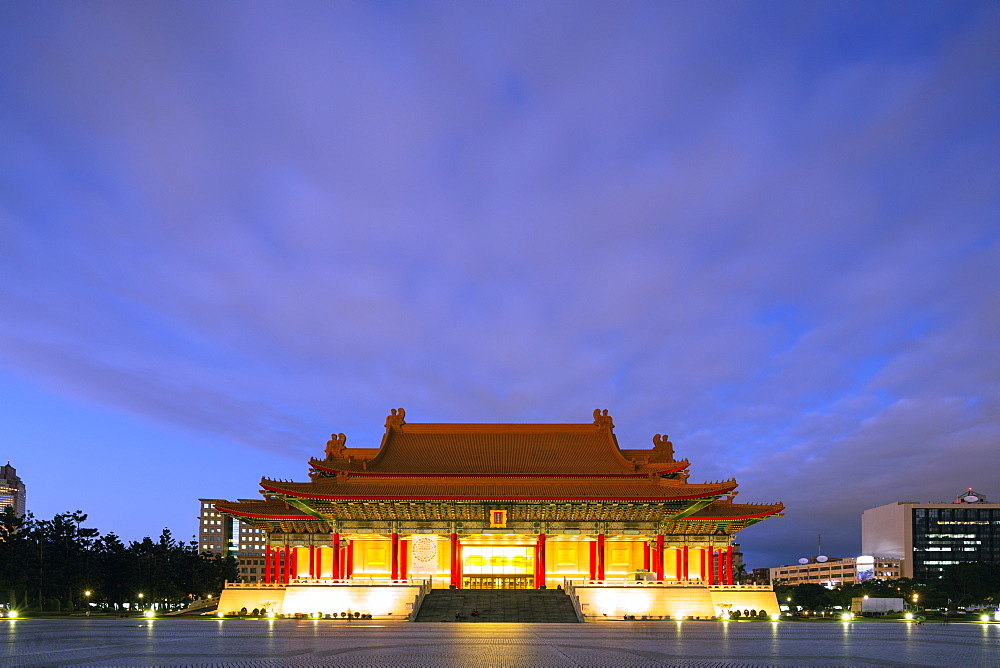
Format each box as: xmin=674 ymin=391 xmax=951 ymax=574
xmin=198 ymin=498 xmax=267 ymax=582
xmin=0 ymin=462 xmax=26 ymax=517
xmin=862 ymin=489 xmax=1000 ymax=580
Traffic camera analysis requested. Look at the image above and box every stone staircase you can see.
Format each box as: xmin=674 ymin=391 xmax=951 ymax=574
xmin=413 ymin=588 xmax=580 ymax=623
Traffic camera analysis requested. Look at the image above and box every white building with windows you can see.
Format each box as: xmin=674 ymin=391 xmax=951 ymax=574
xmin=199 ymin=498 xmax=268 ymax=582
xmin=770 ymin=556 xmax=902 ymax=587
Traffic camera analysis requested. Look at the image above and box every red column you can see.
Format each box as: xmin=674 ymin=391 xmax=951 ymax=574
xmin=283 ymin=545 xmax=291 ymax=583
xmin=700 ymin=548 xmax=706 ymax=582
xmin=707 ymin=550 xmax=714 ymax=585
xmin=655 ymin=535 xmax=665 ymax=581
xmin=597 ymin=534 xmax=605 ymax=581
xmin=331 ymin=533 xmax=340 ymax=580
xmin=400 ymin=540 xmax=408 ymax=580
xmin=537 ymin=533 xmax=546 ymax=588
xmin=726 ymin=546 xmax=734 ymax=585
xmin=643 ymin=541 xmax=650 ymax=572
xmin=682 ymin=545 xmax=689 ymax=580
xmin=346 ymin=540 xmax=354 ymax=578
xmin=450 ymin=533 xmax=461 ymax=588
xmin=589 ymin=541 xmax=597 ymax=580
xmin=390 ymin=533 xmax=400 ymax=580
xmin=265 ymin=544 xmax=272 ymax=583
xmin=308 ymin=546 xmax=315 ymax=579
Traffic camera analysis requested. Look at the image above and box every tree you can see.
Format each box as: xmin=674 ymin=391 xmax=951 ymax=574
xmin=0 ymin=507 xmax=34 ymax=609
xmin=783 ymin=583 xmax=831 ymax=612
xmin=0 ymin=509 xmax=237 ymax=612
xmin=932 ymin=563 xmax=1000 ymax=609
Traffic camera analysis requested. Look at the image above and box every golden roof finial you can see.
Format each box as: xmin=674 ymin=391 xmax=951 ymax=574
xmin=385 ymin=407 xmax=406 ymax=428
xmin=324 ymin=433 xmax=347 ymax=460
xmin=592 ymin=408 xmax=614 ymax=429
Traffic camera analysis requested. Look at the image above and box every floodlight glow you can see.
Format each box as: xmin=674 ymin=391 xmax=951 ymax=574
xmin=904 ymin=613 xmax=913 ymax=620
xmin=6 ymin=610 xmax=17 ymax=619
xmin=840 ymin=612 xmax=854 ymax=621
xmin=981 ymin=614 xmax=991 ymax=622
xmin=770 ymin=613 xmax=780 ymax=621
xmin=143 ymin=611 xmax=155 ymax=618
xmin=216 ymin=612 xmax=224 ymax=618
xmin=266 ymin=611 xmax=276 ymax=618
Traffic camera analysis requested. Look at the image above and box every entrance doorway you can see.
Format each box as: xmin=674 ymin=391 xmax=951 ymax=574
xmin=464 ymin=575 xmax=534 ymax=589
xmin=460 ymin=544 xmax=534 ymax=589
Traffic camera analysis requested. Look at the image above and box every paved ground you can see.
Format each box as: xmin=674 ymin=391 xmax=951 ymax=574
xmin=2 ymin=619 xmax=999 ymax=667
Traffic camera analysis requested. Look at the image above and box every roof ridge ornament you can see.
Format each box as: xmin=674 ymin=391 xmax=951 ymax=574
xmin=385 ymin=407 xmax=406 ymax=429
xmin=324 ymin=433 xmax=347 ymax=460
xmin=592 ymin=408 xmax=614 ymax=429
xmin=652 ymin=434 xmax=675 ymax=461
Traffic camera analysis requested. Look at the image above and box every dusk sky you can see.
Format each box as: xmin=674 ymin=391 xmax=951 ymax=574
xmin=2 ymin=2 xmax=998 ymax=569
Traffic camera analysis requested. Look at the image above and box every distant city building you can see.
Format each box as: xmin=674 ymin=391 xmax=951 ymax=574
xmin=862 ymin=488 xmax=1000 ymax=580
xmin=770 ymin=555 xmax=902 ymax=587
xmin=198 ymin=498 xmax=267 ymax=583
xmin=0 ymin=462 xmax=26 ymax=517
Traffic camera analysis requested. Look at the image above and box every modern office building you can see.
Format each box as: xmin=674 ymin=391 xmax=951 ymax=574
xmin=198 ymin=498 xmax=267 ymax=582
xmin=770 ymin=555 xmax=902 ymax=586
xmin=862 ymin=489 xmax=1000 ymax=580
xmin=0 ymin=462 xmax=26 ymax=517
xmin=209 ymin=409 xmax=784 ymax=618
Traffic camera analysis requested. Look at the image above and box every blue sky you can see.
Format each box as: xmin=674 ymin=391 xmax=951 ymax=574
xmin=1 ymin=1 xmax=998 ymax=568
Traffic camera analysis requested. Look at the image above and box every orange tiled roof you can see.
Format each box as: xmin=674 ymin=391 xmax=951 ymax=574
xmin=678 ymin=497 xmax=785 ymax=521
xmin=213 ymin=498 xmax=312 ymax=520
xmin=261 ymin=476 xmax=736 ymax=502
xmin=312 ymin=411 xmax=683 ymax=476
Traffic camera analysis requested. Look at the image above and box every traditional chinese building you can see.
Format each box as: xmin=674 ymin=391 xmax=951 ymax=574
xmin=213 ymin=409 xmax=782 ymax=618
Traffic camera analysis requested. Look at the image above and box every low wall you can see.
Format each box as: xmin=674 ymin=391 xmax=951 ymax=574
xmin=709 ymin=586 xmax=780 ymax=617
xmin=573 ymin=583 xmax=779 ymax=619
xmin=218 ymin=583 xmax=422 ymax=618
xmin=217 ymin=583 xmax=286 ymax=615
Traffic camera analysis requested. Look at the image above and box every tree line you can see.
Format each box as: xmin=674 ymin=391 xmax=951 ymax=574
xmin=774 ymin=564 xmax=1000 ymax=613
xmin=0 ymin=506 xmax=236 ymax=612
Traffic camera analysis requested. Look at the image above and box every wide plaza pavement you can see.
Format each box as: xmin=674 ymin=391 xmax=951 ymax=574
xmin=2 ymin=618 xmax=999 ymax=667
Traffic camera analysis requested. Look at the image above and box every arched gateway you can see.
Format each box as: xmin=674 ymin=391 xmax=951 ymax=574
xmin=214 ymin=409 xmax=783 ymax=619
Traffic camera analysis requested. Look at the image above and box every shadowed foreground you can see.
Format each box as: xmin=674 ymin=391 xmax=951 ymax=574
xmin=2 ymin=618 xmax=999 ymax=667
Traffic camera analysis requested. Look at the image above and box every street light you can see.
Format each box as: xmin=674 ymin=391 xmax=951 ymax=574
xmin=84 ymin=591 xmax=92 ymax=616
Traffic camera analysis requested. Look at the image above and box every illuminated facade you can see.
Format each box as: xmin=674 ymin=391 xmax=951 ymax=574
xmin=213 ymin=409 xmax=784 ymax=617
xmin=0 ymin=463 xmax=26 ymax=518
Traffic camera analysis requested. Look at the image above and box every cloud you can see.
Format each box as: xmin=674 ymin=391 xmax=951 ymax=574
xmin=1 ymin=1 xmax=998 ymax=562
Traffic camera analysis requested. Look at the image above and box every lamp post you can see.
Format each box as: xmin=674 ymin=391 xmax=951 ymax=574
xmin=84 ymin=591 xmax=91 ymax=616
